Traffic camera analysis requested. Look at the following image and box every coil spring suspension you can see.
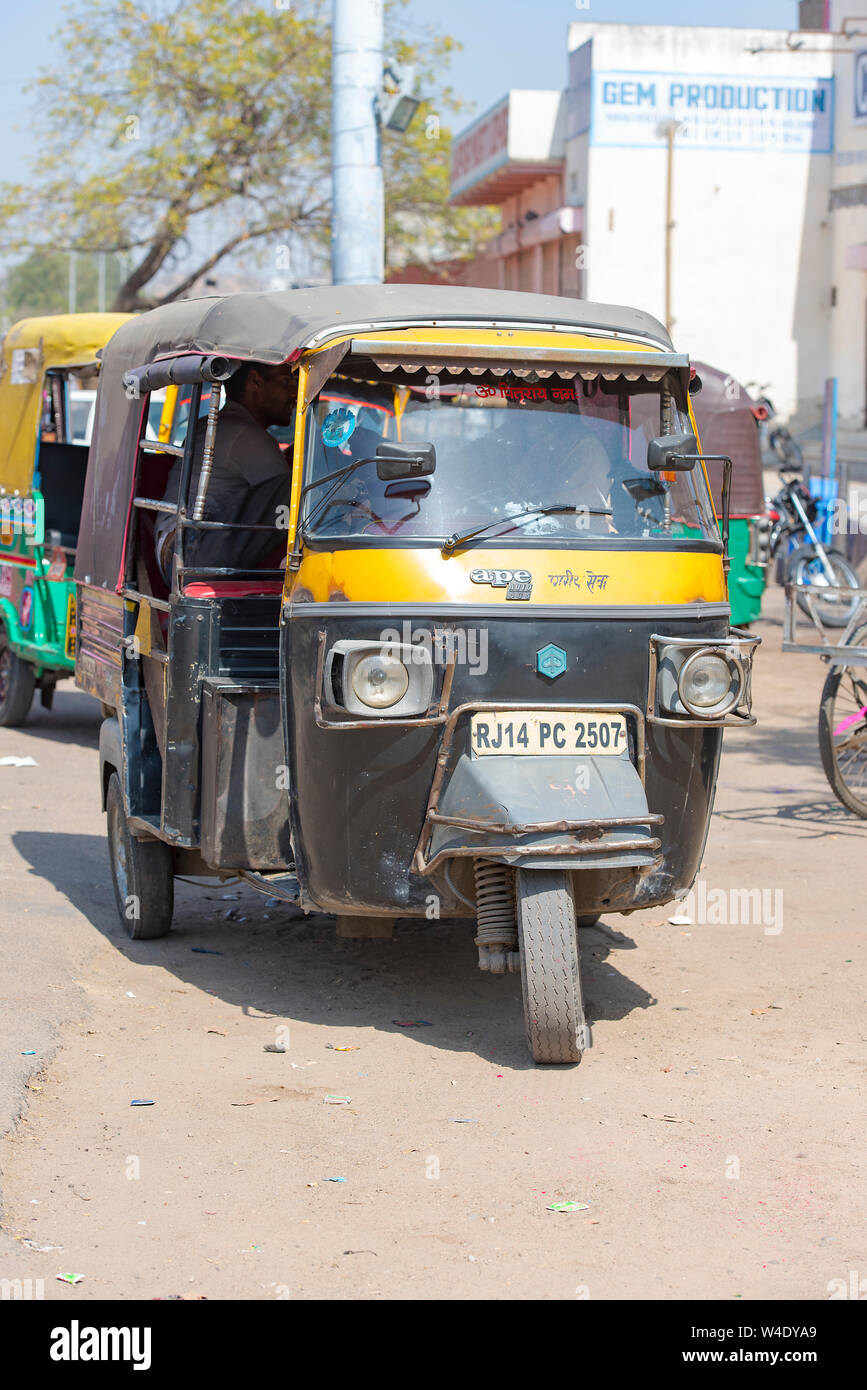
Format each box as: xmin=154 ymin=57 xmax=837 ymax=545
xmin=473 ymin=859 xmax=519 ymax=975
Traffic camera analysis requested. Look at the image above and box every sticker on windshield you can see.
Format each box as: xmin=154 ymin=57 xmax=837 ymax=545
xmin=322 ymin=406 xmax=357 ymax=447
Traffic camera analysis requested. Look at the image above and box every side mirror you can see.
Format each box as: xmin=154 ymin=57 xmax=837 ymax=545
xmin=647 ymin=431 xmax=699 ymax=472
xmin=375 ymin=441 xmax=436 ymax=481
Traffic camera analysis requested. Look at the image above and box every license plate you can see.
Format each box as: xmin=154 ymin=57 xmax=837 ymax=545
xmin=470 ymin=710 xmax=628 ymax=757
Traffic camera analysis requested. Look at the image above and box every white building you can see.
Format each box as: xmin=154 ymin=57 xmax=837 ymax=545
xmin=828 ymin=1 xmax=867 ymax=430
xmin=450 ymin=5 xmax=867 ymax=430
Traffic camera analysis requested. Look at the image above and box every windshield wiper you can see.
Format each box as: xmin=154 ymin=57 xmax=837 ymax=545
xmin=441 ymin=504 xmax=610 ymax=555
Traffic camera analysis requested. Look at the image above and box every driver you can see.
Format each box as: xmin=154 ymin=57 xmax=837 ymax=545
xmin=569 ymin=434 xmax=618 ymax=535
xmin=155 ymin=361 xmax=297 ymax=582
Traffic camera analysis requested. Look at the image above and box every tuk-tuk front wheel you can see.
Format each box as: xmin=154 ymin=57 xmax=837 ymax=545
xmin=0 ymin=619 xmax=35 ymax=727
xmin=106 ymin=772 xmax=174 ymax=939
xmin=516 ymin=868 xmax=588 ymax=1065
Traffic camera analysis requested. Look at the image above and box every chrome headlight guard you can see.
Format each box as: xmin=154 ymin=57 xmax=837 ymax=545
xmin=648 ymin=630 xmax=760 ymax=727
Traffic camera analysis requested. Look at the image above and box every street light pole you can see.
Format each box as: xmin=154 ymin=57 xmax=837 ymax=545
xmin=659 ymin=119 xmax=684 ymax=336
xmin=331 ymin=0 xmax=384 ymax=285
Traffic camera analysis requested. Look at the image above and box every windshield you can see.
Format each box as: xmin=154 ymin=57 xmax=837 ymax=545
xmin=301 ymin=377 xmax=717 ymax=546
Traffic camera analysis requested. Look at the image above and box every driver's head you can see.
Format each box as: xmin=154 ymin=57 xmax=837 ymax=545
xmin=226 ymin=361 xmax=297 ymax=428
xmin=571 ymin=434 xmax=612 ymax=497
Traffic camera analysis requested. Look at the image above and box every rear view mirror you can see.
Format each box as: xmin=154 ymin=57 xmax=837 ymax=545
xmin=647 ymin=432 xmax=698 ymax=472
xmin=383 ymin=479 xmax=431 ymax=501
xmin=375 ymin=441 xmax=436 ymax=481
xmin=622 ymin=476 xmax=667 ymax=504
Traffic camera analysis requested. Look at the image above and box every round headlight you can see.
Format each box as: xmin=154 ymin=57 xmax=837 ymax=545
xmin=351 ymin=652 xmax=409 ymax=709
xmin=678 ymin=651 xmax=741 ymax=717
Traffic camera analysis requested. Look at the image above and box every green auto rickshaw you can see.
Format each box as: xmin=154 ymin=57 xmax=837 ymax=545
xmin=0 ymin=312 xmax=130 ymax=724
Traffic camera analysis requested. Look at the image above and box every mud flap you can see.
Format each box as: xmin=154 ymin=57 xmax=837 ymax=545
xmin=427 ymin=751 xmax=660 ymax=871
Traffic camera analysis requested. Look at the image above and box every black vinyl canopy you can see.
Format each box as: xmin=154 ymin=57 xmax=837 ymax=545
xmin=75 ymin=284 xmax=673 ymax=591
xmin=690 ymin=361 xmax=764 ymax=518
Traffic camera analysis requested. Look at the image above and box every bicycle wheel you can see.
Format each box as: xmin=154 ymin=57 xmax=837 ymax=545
xmin=790 ymin=546 xmax=860 ymax=629
xmin=818 ymin=625 xmax=867 ymax=817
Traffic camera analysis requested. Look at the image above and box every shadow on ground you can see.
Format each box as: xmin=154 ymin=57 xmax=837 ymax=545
xmin=1 ymin=689 xmax=102 ymax=753
xmin=12 ymin=829 xmax=656 ymax=1070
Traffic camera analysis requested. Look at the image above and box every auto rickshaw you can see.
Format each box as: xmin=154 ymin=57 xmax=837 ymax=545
xmin=689 ymin=361 xmax=770 ymax=627
xmin=74 ymin=286 xmax=758 ymax=1064
xmin=0 ymin=312 xmax=131 ymax=724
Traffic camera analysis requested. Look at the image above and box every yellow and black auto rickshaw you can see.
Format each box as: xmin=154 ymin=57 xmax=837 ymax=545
xmin=74 ymin=286 xmax=758 ymax=1064
xmin=0 ymin=312 xmax=131 ymax=724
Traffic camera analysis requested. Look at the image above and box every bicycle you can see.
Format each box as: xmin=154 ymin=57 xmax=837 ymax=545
xmin=818 ymin=622 xmax=867 ymax=817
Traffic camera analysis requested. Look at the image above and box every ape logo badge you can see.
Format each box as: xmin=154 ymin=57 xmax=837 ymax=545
xmin=536 ymin=644 xmax=567 ymax=680
xmin=469 ymin=567 xmax=533 ymax=601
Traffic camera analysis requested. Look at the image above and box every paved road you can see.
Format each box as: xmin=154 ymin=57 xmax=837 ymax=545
xmin=0 ymin=588 xmax=864 ymax=1300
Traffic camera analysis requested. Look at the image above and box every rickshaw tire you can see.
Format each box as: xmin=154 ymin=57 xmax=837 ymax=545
xmin=818 ymin=637 xmax=867 ymax=819
xmin=0 ymin=624 xmax=35 ymax=727
xmin=106 ymin=773 xmax=174 ymax=939
xmin=516 ymin=868 xmax=586 ymax=1065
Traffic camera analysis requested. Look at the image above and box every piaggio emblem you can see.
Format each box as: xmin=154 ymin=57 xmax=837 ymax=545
xmin=536 ymin=644 xmax=567 ymax=680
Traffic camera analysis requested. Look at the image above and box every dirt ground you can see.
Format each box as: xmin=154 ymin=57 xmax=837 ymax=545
xmin=0 ymin=584 xmax=864 ymax=1301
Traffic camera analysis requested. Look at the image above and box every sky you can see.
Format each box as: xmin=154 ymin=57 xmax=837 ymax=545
xmin=0 ymin=0 xmax=801 ymax=183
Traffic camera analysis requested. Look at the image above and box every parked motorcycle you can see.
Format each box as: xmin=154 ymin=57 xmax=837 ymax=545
xmin=768 ymin=462 xmax=859 ymax=628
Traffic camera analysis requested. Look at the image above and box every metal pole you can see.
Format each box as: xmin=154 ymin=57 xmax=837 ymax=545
xmin=97 ymin=251 xmax=106 ymax=313
xmin=193 ymin=383 xmax=223 ymax=521
xmin=332 ymin=0 xmax=384 ymax=285
xmin=68 ymin=252 xmax=77 ymax=314
xmin=664 ymin=125 xmax=675 ymax=334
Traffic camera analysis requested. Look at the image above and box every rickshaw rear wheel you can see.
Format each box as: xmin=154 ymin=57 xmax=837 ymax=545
xmin=516 ymin=868 xmax=587 ymax=1065
xmin=106 ymin=773 xmax=174 ymax=939
xmin=0 ymin=619 xmax=35 ymax=727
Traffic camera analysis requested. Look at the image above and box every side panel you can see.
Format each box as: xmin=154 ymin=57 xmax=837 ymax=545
xmin=74 ymin=586 xmax=124 ymax=704
xmin=162 ymin=594 xmax=283 ymax=847
xmin=200 ymin=680 xmax=293 ymax=871
xmin=0 ymin=554 xmax=75 ymax=674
